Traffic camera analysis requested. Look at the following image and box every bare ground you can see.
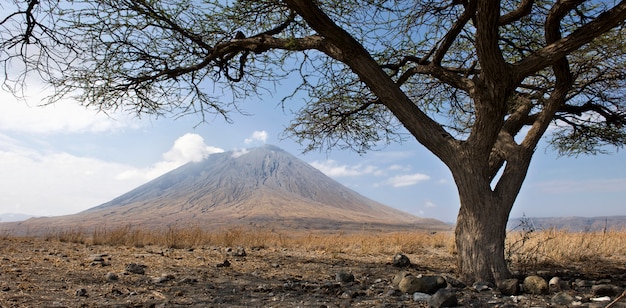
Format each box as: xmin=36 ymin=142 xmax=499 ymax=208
xmin=1 ymin=237 xmax=625 ymax=307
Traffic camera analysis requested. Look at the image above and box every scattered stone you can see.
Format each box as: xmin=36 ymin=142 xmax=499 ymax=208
xmin=216 ymin=260 xmax=231 ymax=268
xmin=551 ymin=291 xmax=574 ymax=305
xmin=472 ymin=281 xmax=493 ymax=292
xmin=89 ymin=254 xmax=110 ymax=267
xmin=498 ymin=278 xmax=520 ymax=295
xmin=523 ymin=275 xmax=548 ymax=295
xmin=153 ymin=273 xmax=175 ymax=283
xmin=105 ymin=272 xmax=118 ymax=281
xmin=590 ymin=296 xmax=612 ymax=302
xmin=392 ymin=253 xmax=411 ymax=267
xmin=125 ymin=263 xmax=147 ymax=275
xmin=592 ymin=284 xmax=622 ymax=296
xmin=413 ymin=292 xmax=431 ymax=302
xmin=335 ymin=271 xmax=354 ymax=283
xmin=574 ymin=278 xmax=592 ymax=288
xmin=428 ymin=288 xmax=458 ymax=307
xmin=75 ymin=288 xmax=88 ymax=297
xmin=177 ymin=277 xmax=198 ymax=285
xmin=549 ymin=276 xmax=565 ymax=292
xmin=398 ymin=275 xmax=447 ymax=294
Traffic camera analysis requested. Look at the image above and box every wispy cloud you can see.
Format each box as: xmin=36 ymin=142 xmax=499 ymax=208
xmin=244 ymin=130 xmax=268 ymax=144
xmin=117 ymin=133 xmax=224 ymax=181
xmin=310 ymin=159 xmax=380 ymax=177
xmin=0 ymin=87 xmax=138 ymax=134
xmin=0 ymin=133 xmax=224 ymax=216
xmin=384 ymin=173 xmax=430 ymax=187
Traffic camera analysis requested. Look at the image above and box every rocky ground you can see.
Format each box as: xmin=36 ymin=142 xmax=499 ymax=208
xmin=1 ymin=237 xmax=625 ymax=307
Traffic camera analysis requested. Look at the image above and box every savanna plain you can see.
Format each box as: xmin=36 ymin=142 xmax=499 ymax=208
xmin=1 ymin=226 xmax=625 ymax=307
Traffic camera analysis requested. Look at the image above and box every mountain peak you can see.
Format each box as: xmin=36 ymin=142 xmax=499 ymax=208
xmin=3 ymin=145 xmax=449 ymax=233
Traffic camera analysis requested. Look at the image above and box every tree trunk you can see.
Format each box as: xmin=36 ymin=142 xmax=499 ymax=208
xmin=453 ymin=168 xmax=513 ymax=285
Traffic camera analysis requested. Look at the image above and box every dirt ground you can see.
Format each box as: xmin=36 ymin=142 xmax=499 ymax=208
xmin=1 ymin=237 xmax=625 ymax=307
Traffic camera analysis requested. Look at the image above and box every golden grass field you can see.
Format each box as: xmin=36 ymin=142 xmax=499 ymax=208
xmin=13 ymin=225 xmax=625 ymax=270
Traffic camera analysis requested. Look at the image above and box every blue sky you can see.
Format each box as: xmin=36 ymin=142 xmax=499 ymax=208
xmin=1 ymin=75 xmax=625 ymax=223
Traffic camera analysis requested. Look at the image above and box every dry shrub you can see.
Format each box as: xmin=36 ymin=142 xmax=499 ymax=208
xmin=506 ymin=224 xmax=626 ymax=274
xmin=44 ymin=228 xmax=87 ymax=244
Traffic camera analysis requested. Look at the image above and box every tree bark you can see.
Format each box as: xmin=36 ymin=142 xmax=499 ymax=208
xmin=452 ymin=160 xmax=514 ymax=284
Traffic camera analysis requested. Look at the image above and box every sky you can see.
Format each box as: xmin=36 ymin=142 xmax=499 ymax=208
xmin=1 ymin=76 xmax=625 ymax=224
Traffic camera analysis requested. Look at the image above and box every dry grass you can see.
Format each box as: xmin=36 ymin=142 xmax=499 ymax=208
xmin=24 ymin=225 xmax=626 ymax=271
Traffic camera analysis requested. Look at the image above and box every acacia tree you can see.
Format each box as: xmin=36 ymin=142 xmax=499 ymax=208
xmin=2 ymin=0 xmax=626 ymax=284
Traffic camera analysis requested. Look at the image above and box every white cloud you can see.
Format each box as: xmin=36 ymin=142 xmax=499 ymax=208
xmin=231 ymin=148 xmax=249 ymax=158
xmin=163 ymin=133 xmax=223 ymax=163
xmin=117 ymin=133 xmax=224 ymax=181
xmin=244 ymin=130 xmax=268 ymax=144
xmin=385 ymin=173 xmax=430 ymax=187
xmin=0 ymin=146 xmax=144 ymax=216
xmin=0 ymin=133 xmax=225 ymax=216
xmin=0 ymin=86 xmax=139 ymax=134
xmin=310 ymin=160 xmax=379 ymax=177
xmin=424 ymin=201 xmax=437 ymax=208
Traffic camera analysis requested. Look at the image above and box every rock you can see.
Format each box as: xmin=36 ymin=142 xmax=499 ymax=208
xmin=335 ymin=271 xmax=354 ymax=283
xmin=413 ymin=292 xmax=431 ymax=302
xmin=551 ymin=292 xmax=574 ymax=305
xmin=523 ymin=275 xmax=548 ymax=295
xmin=105 ymin=272 xmax=118 ymax=281
xmin=472 ymin=281 xmax=493 ymax=292
xmin=428 ymin=288 xmax=457 ymax=307
xmin=591 ymin=284 xmax=621 ymax=296
xmin=125 ymin=263 xmax=146 ymax=275
xmin=216 ymin=260 xmax=231 ymax=268
xmin=392 ymin=253 xmax=411 ymax=267
xmin=75 ymin=288 xmax=88 ymax=297
xmin=549 ymin=276 xmax=566 ymax=292
xmin=399 ymin=275 xmax=447 ymax=294
xmin=153 ymin=274 xmax=175 ymax=283
xmin=392 ymin=271 xmax=411 ymax=288
xmin=498 ymin=278 xmax=520 ymax=295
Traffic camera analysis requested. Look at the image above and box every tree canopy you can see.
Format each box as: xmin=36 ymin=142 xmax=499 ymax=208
xmin=2 ymin=0 xmax=625 ymax=283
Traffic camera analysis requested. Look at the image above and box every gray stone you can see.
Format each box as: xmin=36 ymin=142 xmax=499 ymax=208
xmin=125 ymin=263 xmax=146 ymax=275
xmin=523 ymin=275 xmax=548 ymax=295
xmin=472 ymin=281 xmax=493 ymax=292
xmin=428 ymin=288 xmax=458 ymax=308
xmin=549 ymin=276 xmax=567 ymax=292
xmin=335 ymin=271 xmax=354 ymax=283
xmin=498 ymin=278 xmax=520 ymax=295
xmin=399 ymin=275 xmax=447 ymax=294
xmin=551 ymin=292 xmax=574 ymax=305
xmin=75 ymin=288 xmax=87 ymax=297
xmin=105 ymin=272 xmax=118 ymax=281
xmin=591 ymin=284 xmax=621 ymax=296
xmin=413 ymin=292 xmax=431 ymax=302
xmin=392 ymin=253 xmax=411 ymax=267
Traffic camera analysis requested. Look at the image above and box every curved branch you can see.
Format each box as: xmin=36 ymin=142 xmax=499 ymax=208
xmin=514 ymin=0 xmax=626 ymax=78
xmin=499 ymin=0 xmax=534 ymax=25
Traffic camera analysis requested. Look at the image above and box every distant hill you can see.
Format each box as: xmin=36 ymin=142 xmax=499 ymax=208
xmin=507 ymin=216 xmax=626 ymax=232
xmin=1 ymin=145 xmax=449 ymax=235
xmin=0 ymin=213 xmax=38 ymax=223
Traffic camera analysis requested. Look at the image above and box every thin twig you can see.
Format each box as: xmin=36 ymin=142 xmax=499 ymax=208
xmin=606 ymin=290 xmax=626 ymax=308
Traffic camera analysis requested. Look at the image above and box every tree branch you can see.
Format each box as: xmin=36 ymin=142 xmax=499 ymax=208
xmin=514 ymin=0 xmax=626 ymax=78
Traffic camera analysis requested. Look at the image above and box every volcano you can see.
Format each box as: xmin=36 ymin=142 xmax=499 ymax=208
xmin=3 ymin=145 xmax=448 ymax=233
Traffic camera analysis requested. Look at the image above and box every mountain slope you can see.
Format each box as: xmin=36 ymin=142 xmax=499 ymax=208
xmin=3 ymin=145 xmax=448 ymax=234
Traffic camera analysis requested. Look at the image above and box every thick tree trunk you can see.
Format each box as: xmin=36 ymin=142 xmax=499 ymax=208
xmin=453 ymin=167 xmax=514 ymax=285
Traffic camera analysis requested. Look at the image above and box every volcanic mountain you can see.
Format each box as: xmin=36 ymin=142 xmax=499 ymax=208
xmin=3 ymin=145 xmax=448 ymax=233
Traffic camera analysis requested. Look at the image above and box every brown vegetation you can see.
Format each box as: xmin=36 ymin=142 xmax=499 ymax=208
xmin=18 ymin=225 xmax=626 ymax=270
